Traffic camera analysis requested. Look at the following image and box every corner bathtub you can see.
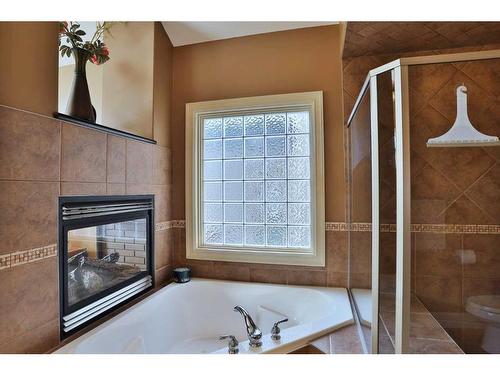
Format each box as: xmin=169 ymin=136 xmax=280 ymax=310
xmin=55 ymin=278 xmax=353 ymax=354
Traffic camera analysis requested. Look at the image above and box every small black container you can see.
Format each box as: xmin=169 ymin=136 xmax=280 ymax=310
xmin=173 ymin=267 xmax=191 ymax=283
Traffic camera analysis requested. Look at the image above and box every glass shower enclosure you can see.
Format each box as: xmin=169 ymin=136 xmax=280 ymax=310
xmin=347 ymin=49 xmax=500 ymax=353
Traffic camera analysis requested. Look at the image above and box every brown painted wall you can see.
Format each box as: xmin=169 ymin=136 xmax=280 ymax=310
xmin=171 ymin=25 xmax=346 ymax=222
xmin=153 ymin=22 xmax=173 ymax=148
xmin=167 ymin=25 xmax=349 ymax=289
xmin=0 ymin=22 xmax=58 ymax=116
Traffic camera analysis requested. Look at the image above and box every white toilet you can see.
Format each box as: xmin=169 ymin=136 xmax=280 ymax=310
xmin=466 ymin=295 xmax=500 ymax=354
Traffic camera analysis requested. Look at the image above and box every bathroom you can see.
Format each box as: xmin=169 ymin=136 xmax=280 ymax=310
xmin=1 ymin=1 xmax=499 ymax=373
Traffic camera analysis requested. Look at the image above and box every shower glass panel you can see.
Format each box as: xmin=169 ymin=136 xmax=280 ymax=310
xmin=348 ymin=71 xmax=398 ymax=354
xmin=375 ymin=71 xmax=397 ymax=354
xmin=347 ymin=84 xmax=372 ymax=352
xmin=348 ymin=49 xmax=500 ymax=354
xmin=408 ymin=58 xmax=500 ymax=354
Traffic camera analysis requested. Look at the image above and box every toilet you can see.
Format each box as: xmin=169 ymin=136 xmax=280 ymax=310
xmin=466 ymin=295 xmax=500 ymax=353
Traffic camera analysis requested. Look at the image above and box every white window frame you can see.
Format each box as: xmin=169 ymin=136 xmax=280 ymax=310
xmin=185 ymin=91 xmax=325 ymax=266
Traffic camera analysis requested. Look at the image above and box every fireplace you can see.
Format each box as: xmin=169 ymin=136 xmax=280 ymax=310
xmin=58 ymin=195 xmax=154 ymax=337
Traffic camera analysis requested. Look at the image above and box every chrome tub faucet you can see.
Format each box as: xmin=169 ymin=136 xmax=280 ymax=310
xmin=271 ymin=318 xmax=288 ymax=341
xmin=219 ymin=335 xmax=239 ymax=354
xmin=233 ymin=305 xmax=262 ymax=348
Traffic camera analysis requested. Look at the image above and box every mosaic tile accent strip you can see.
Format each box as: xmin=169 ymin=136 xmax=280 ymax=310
xmin=325 ymin=222 xmax=349 ymax=231
xmin=2 ymin=221 xmax=498 ymax=273
xmin=155 ymin=221 xmax=173 ymax=232
xmin=381 ymin=224 xmax=397 ymax=232
xmin=0 ymin=221 xmax=176 ymax=272
xmin=171 ymin=220 xmax=186 ymax=228
xmin=1 ymin=244 xmax=57 ymax=271
xmin=410 ymin=224 xmax=500 ymax=234
xmin=170 ymin=220 xmax=500 ymax=234
xmin=349 ymin=223 xmax=373 ymax=232
xmin=343 ymin=223 xmax=500 ymax=234
xmin=0 ymin=253 xmax=11 ymax=270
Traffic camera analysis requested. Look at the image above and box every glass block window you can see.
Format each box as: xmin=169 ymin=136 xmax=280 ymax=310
xmin=201 ymin=111 xmax=312 ymax=249
xmin=186 ymin=91 xmax=324 ymax=266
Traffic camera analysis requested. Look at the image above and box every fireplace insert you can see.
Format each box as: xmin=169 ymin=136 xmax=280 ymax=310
xmin=58 ymin=195 xmax=154 ymax=337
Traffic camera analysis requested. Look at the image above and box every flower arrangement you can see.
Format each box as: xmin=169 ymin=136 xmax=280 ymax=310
xmin=58 ymin=21 xmax=112 ymax=65
xmin=59 ymin=21 xmax=115 ymax=122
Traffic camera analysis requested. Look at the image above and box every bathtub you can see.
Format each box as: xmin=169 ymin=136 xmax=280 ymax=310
xmin=54 ymin=278 xmax=353 ymax=354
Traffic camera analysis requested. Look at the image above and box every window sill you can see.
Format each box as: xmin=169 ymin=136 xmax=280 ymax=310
xmin=187 ymin=246 xmax=325 ymax=267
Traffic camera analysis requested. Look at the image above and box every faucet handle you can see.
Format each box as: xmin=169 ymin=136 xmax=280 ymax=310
xmin=219 ymin=335 xmax=239 ymax=354
xmin=271 ymin=318 xmax=289 ymax=341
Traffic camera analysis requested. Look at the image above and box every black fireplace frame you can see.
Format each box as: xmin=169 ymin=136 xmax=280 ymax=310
xmin=58 ymin=195 xmax=155 ymax=339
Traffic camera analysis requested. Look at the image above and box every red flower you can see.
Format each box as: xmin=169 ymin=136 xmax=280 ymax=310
xmin=91 ymin=46 xmax=109 ymax=65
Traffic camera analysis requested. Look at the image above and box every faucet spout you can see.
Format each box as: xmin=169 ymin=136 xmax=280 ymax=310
xmin=233 ymin=305 xmax=262 ymax=348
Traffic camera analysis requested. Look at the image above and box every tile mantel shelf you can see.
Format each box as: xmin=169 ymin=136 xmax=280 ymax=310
xmin=54 ymin=112 xmax=157 ymax=145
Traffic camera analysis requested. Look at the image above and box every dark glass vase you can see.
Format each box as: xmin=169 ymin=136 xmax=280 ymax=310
xmin=66 ymin=47 xmax=96 ymax=122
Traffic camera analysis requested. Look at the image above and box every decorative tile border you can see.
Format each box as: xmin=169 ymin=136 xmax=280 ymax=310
xmin=0 ymin=253 xmax=11 ymax=270
xmin=325 ymin=222 xmax=349 ymax=231
xmin=2 ymin=221 xmax=498 ymax=273
xmin=168 ymin=220 xmax=500 ymax=234
xmin=410 ymin=223 xmax=500 ymax=234
xmin=340 ymin=222 xmax=500 ymax=234
xmin=348 ymin=222 xmax=373 ymax=232
xmin=0 ymin=244 xmax=57 ymax=271
xmin=155 ymin=220 xmax=187 ymax=231
xmin=155 ymin=221 xmax=173 ymax=232
xmin=171 ymin=220 xmax=186 ymax=228
xmin=0 ymin=221 xmax=177 ymax=272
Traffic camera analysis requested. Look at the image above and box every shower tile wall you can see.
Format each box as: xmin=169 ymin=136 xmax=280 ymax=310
xmin=409 ymin=59 xmax=500 ymax=353
xmin=0 ymin=105 xmax=174 ymax=353
xmin=343 ymin=47 xmax=500 ymax=353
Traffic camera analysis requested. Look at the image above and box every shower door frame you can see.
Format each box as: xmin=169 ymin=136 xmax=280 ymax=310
xmin=347 ymin=48 xmax=500 ymax=354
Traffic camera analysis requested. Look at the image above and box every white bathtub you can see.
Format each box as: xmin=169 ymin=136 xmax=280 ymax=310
xmin=55 ymin=278 xmax=353 ymax=354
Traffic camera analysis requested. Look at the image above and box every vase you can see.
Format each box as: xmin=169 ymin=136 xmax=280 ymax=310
xmin=66 ymin=47 xmax=96 ymax=122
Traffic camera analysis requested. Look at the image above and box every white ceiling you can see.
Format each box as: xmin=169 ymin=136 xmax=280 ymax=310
xmin=162 ymin=21 xmax=337 ymax=47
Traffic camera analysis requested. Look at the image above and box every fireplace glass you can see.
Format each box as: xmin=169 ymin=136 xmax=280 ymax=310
xmin=59 ymin=195 xmax=154 ymax=336
xmin=67 ymin=218 xmax=148 ymax=306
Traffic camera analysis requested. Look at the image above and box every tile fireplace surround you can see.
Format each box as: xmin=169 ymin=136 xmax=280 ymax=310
xmin=0 ymin=105 xmax=174 ymax=353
